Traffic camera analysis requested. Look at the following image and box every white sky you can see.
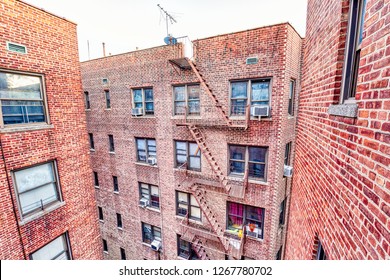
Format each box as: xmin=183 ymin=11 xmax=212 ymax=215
xmin=23 ymin=0 xmax=308 ymax=61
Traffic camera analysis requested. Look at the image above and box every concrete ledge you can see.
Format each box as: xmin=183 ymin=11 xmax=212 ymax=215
xmin=328 ymin=104 xmax=358 ymax=118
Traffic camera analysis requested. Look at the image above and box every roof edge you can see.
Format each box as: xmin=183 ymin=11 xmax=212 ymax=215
xmin=18 ymin=0 xmax=77 ymax=25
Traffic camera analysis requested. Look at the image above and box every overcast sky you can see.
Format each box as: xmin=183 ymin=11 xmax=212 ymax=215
xmin=23 ymin=0 xmax=308 ymax=61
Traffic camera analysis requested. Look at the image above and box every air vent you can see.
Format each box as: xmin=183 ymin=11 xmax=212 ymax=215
xmin=7 ymin=42 xmax=27 ymax=54
xmin=246 ymin=57 xmax=258 ymax=65
xmin=102 ymin=78 xmax=108 ymax=84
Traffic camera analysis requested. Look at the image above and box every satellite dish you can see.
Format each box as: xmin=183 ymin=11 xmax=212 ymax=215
xmin=164 ymin=36 xmax=177 ymax=45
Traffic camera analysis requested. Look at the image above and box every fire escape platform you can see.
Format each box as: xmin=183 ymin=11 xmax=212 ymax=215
xmin=169 ymin=58 xmax=192 ymax=70
xmin=229 ymin=183 xmax=245 ymax=199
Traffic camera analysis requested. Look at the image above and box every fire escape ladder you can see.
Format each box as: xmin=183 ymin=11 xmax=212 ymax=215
xmin=188 ymin=124 xmax=230 ymax=193
xmin=192 ymin=237 xmax=210 ymax=260
xmin=185 ymin=58 xmax=233 ymax=127
xmin=190 ymin=184 xmax=230 ymax=251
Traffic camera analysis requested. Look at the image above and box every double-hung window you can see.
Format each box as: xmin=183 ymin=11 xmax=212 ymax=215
xmin=176 ymin=191 xmax=201 ymax=221
xmin=0 ymin=71 xmax=47 ymax=127
xmin=229 ymin=145 xmax=268 ymax=180
xmin=139 ymin=183 xmax=160 ymax=209
xmin=84 ymin=91 xmax=90 ymax=109
xmin=227 ymin=202 xmax=265 ymax=239
xmin=175 ymin=141 xmax=201 ymax=171
xmin=284 ymin=142 xmax=292 ymax=166
xmin=30 ymin=233 xmax=71 ymax=260
xmin=13 ymin=161 xmax=62 ymax=217
xmin=105 ymin=90 xmax=111 ymax=109
xmin=142 ymin=223 xmax=161 ymax=245
xmin=136 ymin=138 xmax=156 ymax=162
xmin=341 ymin=0 xmax=367 ymax=102
xmin=173 ymin=85 xmax=200 ymax=116
xmin=177 ymin=235 xmax=199 ymax=260
xmin=89 ymin=133 xmax=95 ymax=150
xmin=113 ymin=176 xmax=119 ymax=193
xmin=133 ymin=88 xmax=154 ymax=115
xmin=108 ymin=134 xmax=115 ymax=153
xmin=288 ymin=80 xmax=295 ymax=115
xmin=230 ymin=79 xmax=270 ymax=115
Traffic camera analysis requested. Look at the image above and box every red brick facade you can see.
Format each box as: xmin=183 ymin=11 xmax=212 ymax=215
xmin=81 ymin=23 xmax=302 ymax=260
xmin=285 ymin=0 xmax=390 ymax=259
xmin=0 ymin=0 xmax=102 ymax=259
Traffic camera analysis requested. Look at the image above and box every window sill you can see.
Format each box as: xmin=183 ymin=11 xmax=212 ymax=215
xmin=227 ymin=175 xmax=268 ymax=186
xmin=173 ymin=168 xmax=201 ymax=174
xmin=85 ymin=109 xmax=91 ymax=112
xmin=90 ymin=149 xmax=95 ymax=152
xmin=175 ymin=215 xmax=203 ymax=225
xmin=94 ymin=185 xmax=100 ymax=189
xmin=99 ymin=219 xmax=104 ymax=223
xmin=135 ymin=162 xmax=158 ymax=168
xmin=117 ymin=227 xmax=123 ymax=231
xmin=171 ymin=115 xmax=201 ymax=120
xmin=131 ymin=115 xmax=156 ymax=119
xmin=328 ymin=103 xmax=358 ymax=118
xmin=139 ymin=205 xmax=161 ymax=213
xmin=229 ymin=116 xmax=272 ymax=121
xmin=114 ymin=191 xmax=119 ymax=195
xmin=19 ymin=201 xmax=66 ymax=226
xmin=0 ymin=124 xmax=54 ymax=134
xmin=104 ymin=108 xmax=111 ymax=111
xmin=109 ymin=151 xmax=115 ymax=155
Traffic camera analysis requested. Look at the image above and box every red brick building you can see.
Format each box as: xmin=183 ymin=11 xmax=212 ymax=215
xmin=81 ymin=23 xmax=302 ymax=260
xmin=0 ymin=0 xmax=102 ymax=259
xmin=285 ymin=0 xmax=390 ymax=259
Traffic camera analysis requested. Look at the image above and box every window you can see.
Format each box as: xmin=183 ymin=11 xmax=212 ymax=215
xmin=173 ymin=85 xmax=200 ymax=115
xmin=117 ymin=213 xmax=122 ymax=229
xmin=108 ymin=134 xmax=115 ymax=152
xmin=177 ymin=235 xmax=198 ymax=260
xmin=227 ymin=202 xmax=265 ymax=239
xmin=84 ymin=91 xmax=90 ymax=109
xmin=142 ymin=223 xmax=161 ymax=245
xmin=229 ymin=145 xmax=268 ymax=180
xmin=341 ymin=0 xmax=367 ymax=101
xmin=93 ymin=171 xmax=99 ymax=187
xmin=120 ymin=247 xmax=126 ymax=260
xmin=98 ymin=206 xmax=103 ymax=221
xmin=102 ymin=239 xmax=108 ymax=253
xmin=89 ymin=133 xmax=95 ymax=150
xmin=30 ymin=233 xmax=71 ymax=260
xmin=284 ymin=142 xmax=292 ymax=166
xmin=176 ymin=191 xmax=201 ymax=221
xmin=288 ymin=80 xmax=295 ymax=115
xmin=113 ymin=176 xmax=119 ymax=193
xmin=175 ymin=141 xmax=201 ymax=171
xmin=316 ymin=240 xmax=327 ymax=260
xmin=276 ymin=246 xmax=283 ymax=260
xmin=102 ymin=78 xmax=108 ymax=84
xmin=139 ymin=183 xmax=159 ymax=208
xmin=279 ymin=199 xmax=286 ymax=226
xmin=105 ymin=90 xmax=111 ymax=109
xmin=133 ymin=88 xmax=154 ymax=115
xmin=0 ymin=71 xmax=47 ymax=127
xmin=230 ymin=79 xmax=270 ymax=115
xmin=13 ymin=161 xmax=61 ymax=217
xmin=7 ymin=42 xmax=27 ymax=54
xmin=136 ymin=138 xmax=156 ymax=162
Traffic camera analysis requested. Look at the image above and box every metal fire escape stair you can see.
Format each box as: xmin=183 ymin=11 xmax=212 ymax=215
xmin=190 ymin=184 xmax=230 ymax=251
xmin=185 ymin=58 xmax=234 ymax=127
xmin=192 ymin=237 xmax=210 ymax=260
xmin=188 ymin=124 xmax=230 ymax=193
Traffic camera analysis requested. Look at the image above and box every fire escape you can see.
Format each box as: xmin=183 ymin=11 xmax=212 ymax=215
xmin=171 ymin=52 xmax=250 ymax=259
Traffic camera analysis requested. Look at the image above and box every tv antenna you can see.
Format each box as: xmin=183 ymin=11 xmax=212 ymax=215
xmin=157 ymin=4 xmax=177 ymax=37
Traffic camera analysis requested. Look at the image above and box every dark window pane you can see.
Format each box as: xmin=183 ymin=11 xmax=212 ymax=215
xmin=231 ymin=82 xmax=247 ymax=98
xmin=133 ymin=89 xmax=142 ymax=102
xmin=145 ymin=89 xmax=153 ymax=101
xmin=251 ymin=81 xmax=269 ymax=102
xmin=248 ymin=163 xmax=265 ymax=178
xmin=248 ymin=147 xmax=266 ymax=162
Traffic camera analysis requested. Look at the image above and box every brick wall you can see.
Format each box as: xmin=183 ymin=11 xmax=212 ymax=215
xmin=285 ymin=0 xmax=390 ymax=259
xmin=82 ymin=23 xmax=302 ymax=259
xmin=0 ymin=0 xmax=102 ymax=259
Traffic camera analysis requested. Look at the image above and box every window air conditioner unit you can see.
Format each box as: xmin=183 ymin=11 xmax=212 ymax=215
xmin=246 ymin=225 xmax=261 ymax=239
xmin=250 ymin=105 xmax=270 ymax=117
xmin=139 ymin=198 xmax=150 ymax=208
xmin=284 ymin=165 xmax=293 ymax=177
xmin=151 ymin=239 xmax=162 ymax=251
xmin=147 ymin=157 xmax=157 ymax=165
xmin=132 ymin=108 xmax=143 ymax=116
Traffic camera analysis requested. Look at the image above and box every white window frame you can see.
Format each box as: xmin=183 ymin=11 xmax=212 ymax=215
xmin=0 ymin=69 xmax=49 ymax=128
xmin=132 ymin=88 xmax=154 ymax=115
xmin=30 ymin=233 xmax=71 ymax=260
xmin=13 ymin=161 xmax=62 ymax=218
xmin=173 ymin=84 xmax=200 ymax=116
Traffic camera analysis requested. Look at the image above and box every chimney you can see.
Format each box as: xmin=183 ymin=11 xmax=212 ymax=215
xmin=102 ymin=42 xmax=106 ymax=57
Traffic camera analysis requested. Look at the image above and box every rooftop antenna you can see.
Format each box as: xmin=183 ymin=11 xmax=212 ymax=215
xmin=157 ymin=4 xmax=177 ymax=37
